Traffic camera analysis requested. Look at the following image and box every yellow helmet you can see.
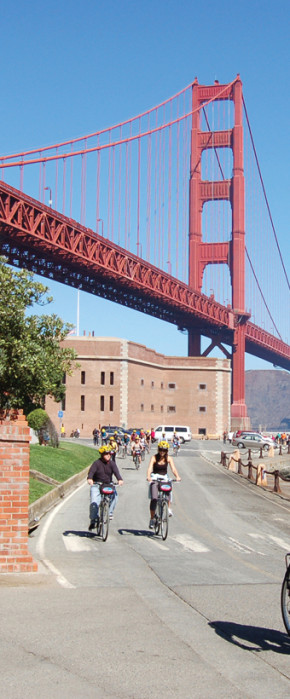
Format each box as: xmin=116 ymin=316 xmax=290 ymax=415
xmin=158 ymin=440 xmax=169 ymax=450
xmin=99 ymin=445 xmax=111 ymax=455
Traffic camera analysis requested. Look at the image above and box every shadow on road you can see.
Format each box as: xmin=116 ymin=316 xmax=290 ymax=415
xmin=209 ymin=620 xmax=290 ymax=654
xmin=63 ymin=529 xmax=96 ymax=539
xmin=118 ymin=528 xmax=153 ymax=538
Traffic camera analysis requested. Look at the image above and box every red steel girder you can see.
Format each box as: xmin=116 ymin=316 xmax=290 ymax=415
xmin=198 ymin=130 xmax=232 ymax=150
xmin=0 ymin=181 xmax=232 ymax=330
xmin=200 ymin=180 xmax=231 ymax=205
xmin=0 ymin=181 xmax=289 ymax=371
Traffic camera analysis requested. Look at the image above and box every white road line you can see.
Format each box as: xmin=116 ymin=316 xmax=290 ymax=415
xmin=62 ymin=534 xmax=92 ymax=552
xmin=228 ymin=537 xmax=261 ymax=555
xmin=36 ymin=481 xmax=87 ymax=588
xmin=172 ymin=534 xmax=209 ymax=553
xmin=268 ymin=535 xmax=290 ymax=551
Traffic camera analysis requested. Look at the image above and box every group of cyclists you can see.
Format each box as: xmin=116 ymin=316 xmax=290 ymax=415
xmin=97 ymin=427 xmax=182 ymax=464
xmin=87 ymin=429 xmax=182 ymax=531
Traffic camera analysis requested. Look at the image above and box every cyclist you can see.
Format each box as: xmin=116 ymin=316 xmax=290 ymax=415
xmin=108 ymin=435 xmax=118 ymax=462
xmin=101 ymin=428 xmax=107 ymax=445
xmin=132 ymin=436 xmax=142 ymax=467
xmin=87 ymin=445 xmax=123 ymax=530
xmin=130 ymin=430 xmax=137 ymax=444
xmin=172 ymin=432 xmax=181 ymax=453
xmin=114 ymin=430 xmax=122 ymax=449
xmin=146 ymin=440 xmax=181 ymax=528
xmin=140 ymin=433 xmax=146 ymax=452
xmin=123 ymin=432 xmax=130 ymax=452
xmin=145 ymin=430 xmax=151 ymax=448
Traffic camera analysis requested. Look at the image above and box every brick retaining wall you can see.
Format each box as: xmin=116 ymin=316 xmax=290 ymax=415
xmin=0 ymin=410 xmax=37 ymax=572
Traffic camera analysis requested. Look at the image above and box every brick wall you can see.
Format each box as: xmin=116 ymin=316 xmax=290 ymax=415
xmin=0 ymin=410 xmax=37 ymax=573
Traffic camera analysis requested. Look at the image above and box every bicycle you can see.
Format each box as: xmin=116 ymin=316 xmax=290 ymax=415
xmin=150 ymin=477 xmax=175 ymax=541
xmin=119 ymin=442 xmax=127 ymax=458
xmin=172 ymin=442 xmax=180 ymax=456
xmin=133 ymin=449 xmax=142 ymax=469
xmin=281 ymin=553 xmax=290 ymax=635
xmin=95 ymin=483 xmax=116 ymax=542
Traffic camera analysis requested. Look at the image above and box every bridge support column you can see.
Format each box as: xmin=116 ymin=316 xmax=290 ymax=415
xmin=188 ymin=330 xmax=201 ymax=357
xmin=231 ymin=325 xmax=251 ymax=431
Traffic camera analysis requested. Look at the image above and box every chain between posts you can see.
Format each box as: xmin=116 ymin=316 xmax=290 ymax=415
xmin=220 ymin=449 xmax=290 ymax=496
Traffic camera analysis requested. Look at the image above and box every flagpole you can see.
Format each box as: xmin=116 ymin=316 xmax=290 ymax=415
xmin=76 ymin=289 xmax=80 ymax=336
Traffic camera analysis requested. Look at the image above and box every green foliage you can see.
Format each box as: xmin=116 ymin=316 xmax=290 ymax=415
xmin=0 ymin=257 xmax=79 ymax=412
xmin=27 ymin=409 xmax=48 ymax=431
xmin=27 ymin=409 xmax=59 ymax=447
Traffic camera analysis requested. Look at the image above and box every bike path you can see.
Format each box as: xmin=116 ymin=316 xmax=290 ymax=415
xmin=26 ymin=445 xmax=290 ymax=694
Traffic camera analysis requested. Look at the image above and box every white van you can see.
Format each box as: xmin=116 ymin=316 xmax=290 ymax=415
xmin=154 ymin=425 xmax=192 ymax=443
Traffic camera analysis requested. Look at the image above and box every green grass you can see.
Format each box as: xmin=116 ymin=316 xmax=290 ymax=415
xmin=29 ymin=442 xmax=97 ymax=503
xmin=29 ymin=479 xmax=54 ymax=504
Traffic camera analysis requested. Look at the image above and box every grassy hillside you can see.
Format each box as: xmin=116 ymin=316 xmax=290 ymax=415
xmin=246 ymin=370 xmax=290 ymax=430
xmin=29 ymin=442 xmax=97 ymax=503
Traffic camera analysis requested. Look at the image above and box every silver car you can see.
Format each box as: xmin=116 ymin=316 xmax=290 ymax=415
xmin=232 ymin=433 xmax=276 ymax=451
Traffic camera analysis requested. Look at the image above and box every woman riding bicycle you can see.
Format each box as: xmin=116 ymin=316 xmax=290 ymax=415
xmin=87 ymin=445 xmax=123 ymax=530
xmin=146 ymin=440 xmax=181 ymax=529
xmin=132 ymin=436 xmax=142 ymax=467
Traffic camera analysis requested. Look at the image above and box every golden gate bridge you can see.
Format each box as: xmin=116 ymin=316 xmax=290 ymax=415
xmin=0 ymin=75 xmax=289 ymax=429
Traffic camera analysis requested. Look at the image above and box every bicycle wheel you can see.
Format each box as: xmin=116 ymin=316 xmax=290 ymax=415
xmin=96 ymin=513 xmax=101 ymax=536
xmin=101 ymin=500 xmax=109 ymax=542
xmin=281 ymin=567 xmax=290 ymax=635
xmin=154 ymin=503 xmax=160 ymax=535
xmin=161 ymin=500 xmax=169 ymax=540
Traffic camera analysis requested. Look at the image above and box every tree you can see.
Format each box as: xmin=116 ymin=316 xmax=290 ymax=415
xmin=27 ymin=409 xmax=59 ymax=447
xmin=0 ymin=257 xmax=78 ymax=413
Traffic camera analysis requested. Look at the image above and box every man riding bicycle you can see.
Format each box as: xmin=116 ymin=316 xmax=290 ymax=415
xmin=172 ymin=432 xmax=181 ymax=452
xmin=87 ymin=445 xmax=123 ymax=530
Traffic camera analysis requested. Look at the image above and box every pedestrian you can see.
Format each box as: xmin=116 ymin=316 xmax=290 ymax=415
xmin=92 ymin=427 xmax=100 ymax=446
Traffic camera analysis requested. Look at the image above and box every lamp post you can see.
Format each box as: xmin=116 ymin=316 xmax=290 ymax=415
xmin=44 ymin=187 xmax=52 ymax=207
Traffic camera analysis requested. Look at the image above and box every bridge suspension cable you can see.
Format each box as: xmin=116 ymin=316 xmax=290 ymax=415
xmin=243 ymin=98 xmax=290 ymax=292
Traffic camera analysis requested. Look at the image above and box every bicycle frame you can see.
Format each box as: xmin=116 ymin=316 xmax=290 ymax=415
xmin=133 ymin=450 xmax=142 ymax=469
xmin=151 ymin=478 xmax=173 ymax=541
xmin=96 ymin=483 xmax=115 ymax=542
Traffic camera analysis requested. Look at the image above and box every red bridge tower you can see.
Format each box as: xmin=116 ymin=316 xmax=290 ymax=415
xmin=188 ymin=76 xmax=250 ymax=431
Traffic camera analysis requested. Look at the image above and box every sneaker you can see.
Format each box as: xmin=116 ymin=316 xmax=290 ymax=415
xmin=109 ymin=513 xmax=114 ymax=520
xmin=168 ymin=509 xmax=173 ymax=517
xmin=149 ymin=518 xmax=155 ymax=529
xmin=88 ymin=520 xmax=96 ymax=531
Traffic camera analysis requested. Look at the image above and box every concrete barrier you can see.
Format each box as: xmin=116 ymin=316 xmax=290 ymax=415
xmin=28 ymin=466 xmax=89 ymax=529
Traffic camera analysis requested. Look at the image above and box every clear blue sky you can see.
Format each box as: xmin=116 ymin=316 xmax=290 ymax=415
xmin=1 ymin=0 xmax=289 ymax=369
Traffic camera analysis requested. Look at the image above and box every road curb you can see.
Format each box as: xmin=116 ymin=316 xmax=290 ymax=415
xmin=28 ymin=466 xmax=89 ymax=528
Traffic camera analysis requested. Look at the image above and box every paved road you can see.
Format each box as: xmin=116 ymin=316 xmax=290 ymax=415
xmin=1 ymin=441 xmax=290 ymax=697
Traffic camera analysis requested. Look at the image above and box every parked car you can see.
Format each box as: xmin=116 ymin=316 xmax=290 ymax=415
xmin=154 ymin=425 xmax=192 ymax=443
xmin=234 ymin=430 xmax=260 ymax=438
xmin=101 ymin=426 xmax=125 ymax=439
xmin=232 ymin=433 xmax=277 ymax=451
